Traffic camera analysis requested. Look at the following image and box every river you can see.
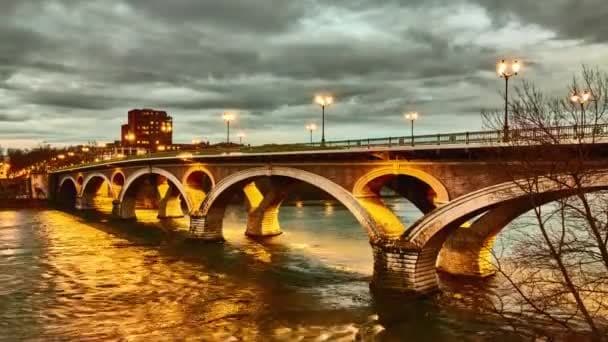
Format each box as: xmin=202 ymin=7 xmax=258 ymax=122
xmin=0 ymin=198 xmax=518 ymax=341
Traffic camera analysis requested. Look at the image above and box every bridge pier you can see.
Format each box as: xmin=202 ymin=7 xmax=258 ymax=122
xmin=157 ymin=187 xmax=185 ymax=219
xmin=371 ymin=241 xmax=439 ymax=295
xmin=436 ymin=229 xmax=496 ymax=277
xmin=243 ymin=180 xmax=295 ymax=238
xmin=246 ymin=206 xmax=282 ymax=237
xmin=75 ymin=196 xmax=92 ymax=210
xmin=112 ymin=199 xmax=136 ymax=219
xmin=189 ymin=214 xmax=224 ymax=241
xmin=436 ymin=201 xmax=531 ymax=278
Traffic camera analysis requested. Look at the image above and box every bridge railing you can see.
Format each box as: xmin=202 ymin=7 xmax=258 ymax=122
xmin=301 ymin=124 xmax=608 ymax=149
xmin=51 ymin=124 xmax=608 ymax=171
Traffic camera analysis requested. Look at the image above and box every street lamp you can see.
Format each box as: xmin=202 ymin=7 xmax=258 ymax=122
xmin=222 ymin=112 xmax=235 ymax=144
xmin=497 ymin=59 xmax=521 ymax=142
xmin=305 ymin=123 xmax=317 ymax=144
xmin=570 ymin=90 xmax=592 ymax=129
xmin=125 ymin=133 xmax=135 ymax=156
xmin=404 ymin=112 xmax=419 ymax=146
xmin=237 ymin=131 xmax=245 ymax=145
xmin=314 ymin=94 xmax=334 ymax=145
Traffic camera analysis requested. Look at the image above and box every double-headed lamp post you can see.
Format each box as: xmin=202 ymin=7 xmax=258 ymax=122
xmin=497 ymin=59 xmax=521 ymax=142
xmin=314 ymin=94 xmax=334 ymax=145
xmin=305 ymin=123 xmax=317 ymax=144
xmin=404 ymin=111 xmax=419 ymax=146
xmin=222 ymin=112 xmax=235 ymax=144
xmin=570 ymin=90 xmax=592 ymax=129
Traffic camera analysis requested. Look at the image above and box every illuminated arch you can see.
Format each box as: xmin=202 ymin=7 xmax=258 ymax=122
xmin=58 ymin=175 xmax=79 ymax=192
xmin=57 ymin=176 xmax=79 ymax=207
xmin=403 ymin=172 xmax=608 ymax=249
xmin=199 ymin=166 xmax=381 ymax=239
xmin=182 ymin=165 xmax=215 ymax=188
xmin=353 ymin=166 xmax=450 ymax=205
xmin=111 ymin=170 xmax=125 ymax=187
xmin=119 ymin=167 xmax=193 ymax=213
xmin=80 ymin=172 xmax=116 ymax=199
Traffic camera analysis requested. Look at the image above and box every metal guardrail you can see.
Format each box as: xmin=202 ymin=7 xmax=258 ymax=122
xmin=303 ymin=124 xmax=608 ymax=149
xmin=51 ymin=124 xmax=608 ymax=172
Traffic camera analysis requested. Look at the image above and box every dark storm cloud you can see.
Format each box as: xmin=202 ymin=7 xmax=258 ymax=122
xmin=125 ymin=0 xmax=309 ymax=33
xmin=472 ymin=0 xmax=608 ymax=43
xmin=0 ymin=0 xmax=606 ymax=147
xmin=0 ymin=113 xmax=29 ymax=122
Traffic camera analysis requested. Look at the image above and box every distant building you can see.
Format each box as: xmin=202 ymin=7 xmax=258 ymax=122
xmin=120 ymin=109 xmax=173 ymax=150
xmin=0 ymin=158 xmax=9 ymax=179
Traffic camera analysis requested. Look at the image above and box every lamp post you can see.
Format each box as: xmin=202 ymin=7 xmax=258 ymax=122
xmin=404 ymin=111 xmax=419 ymax=146
xmin=497 ymin=59 xmax=521 ymax=142
xmin=81 ymin=146 xmax=90 ymax=163
xmin=305 ymin=123 xmax=317 ymax=144
xmin=570 ymin=90 xmax=592 ymax=136
xmin=192 ymin=139 xmax=201 ymax=150
xmin=314 ymin=94 xmax=334 ymax=145
xmin=222 ymin=112 xmax=235 ymax=144
xmin=237 ymin=131 xmax=245 ymax=145
xmin=125 ymin=132 xmax=135 ymax=156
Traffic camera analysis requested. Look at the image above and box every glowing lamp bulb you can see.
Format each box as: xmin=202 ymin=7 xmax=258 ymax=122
xmin=582 ymin=91 xmax=591 ymax=102
xmin=570 ymin=94 xmax=580 ymax=103
xmin=497 ymin=60 xmax=507 ymax=76
xmin=512 ymin=60 xmax=520 ymax=74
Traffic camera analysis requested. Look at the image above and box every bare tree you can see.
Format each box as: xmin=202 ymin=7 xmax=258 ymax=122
xmin=477 ymin=66 xmax=608 ymax=340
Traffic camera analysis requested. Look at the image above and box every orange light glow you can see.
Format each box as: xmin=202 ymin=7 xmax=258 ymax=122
xmin=314 ymin=94 xmax=334 ymax=107
xmin=222 ymin=112 xmax=236 ymax=122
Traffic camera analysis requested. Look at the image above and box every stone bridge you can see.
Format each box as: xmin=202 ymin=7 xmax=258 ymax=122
xmin=49 ymin=144 xmax=608 ymax=295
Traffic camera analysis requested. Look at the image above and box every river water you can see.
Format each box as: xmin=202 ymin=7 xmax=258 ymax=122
xmin=0 ymin=199 xmax=517 ymax=341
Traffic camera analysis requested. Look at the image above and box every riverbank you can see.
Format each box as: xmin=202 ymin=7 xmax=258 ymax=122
xmin=0 ymin=198 xmax=48 ymax=209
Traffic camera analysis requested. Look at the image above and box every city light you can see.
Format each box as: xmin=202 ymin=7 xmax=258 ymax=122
xmin=67 ymin=152 xmax=75 ymax=157
xmin=571 ymin=90 xmax=592 ymax=105
xmin=314 ymin=94 xmax=334 ymax=145
xmin=571 ymin=89 xmax=593 ymax=132
xmin=222 ymin=111 xmax=236 ymax=144
xmin=81 ymin=147 xmax=90 ymax=152
xmin=305 ymin=123 xmax=317 ymax=144
xmin=497 ymin=59 xmax=522 ymax=142
xmin=404 ymin=112 xmax=419 ymax=146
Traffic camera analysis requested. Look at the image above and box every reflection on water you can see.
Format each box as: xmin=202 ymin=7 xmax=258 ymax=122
xmin=0 ymin=198 xmax=513 ymax=340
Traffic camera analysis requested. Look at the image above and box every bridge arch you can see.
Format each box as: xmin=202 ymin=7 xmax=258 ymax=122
xmin=182 ymin=166 xmax=215 ymax=211
xmin=197 ymin=166 xmax=381 ymax=240
xmin=353 ymin=166 xmax=450 ymax=206
xmin=111 ymin=170 xmax=125 ymax=188
xmin=117 ymin=167 xmax=193 ymax=219
xmin=351 ymin=166 xmax=450 ymax=237
xmin=76 ymin=173 xmax=116 ymax=212
xmin=182 ymin=165 xmax=215 ymax=188
xmin=57 ymin=176 xmax=78 ymax=208
xmin=80 ymin=173 xmax=116 ymax=198
xmin=387 ymin=172 xmax=608 ymax=293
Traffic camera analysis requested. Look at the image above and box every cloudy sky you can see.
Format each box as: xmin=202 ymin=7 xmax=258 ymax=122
xmin=1 ymin=0 xmax=607 ymax=148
